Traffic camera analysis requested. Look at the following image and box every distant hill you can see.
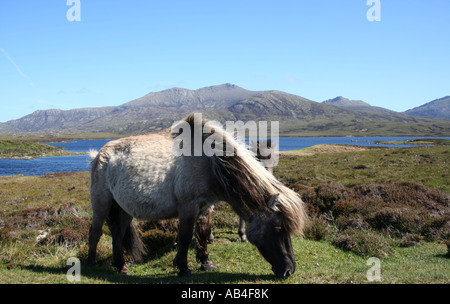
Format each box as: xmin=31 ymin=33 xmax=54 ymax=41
xmin=0 ymin=84 xmax=449 ymax=137
xmin=2 ymin=107 xmax=116 ymax=133
xmin=322 ymin=96 xmax=400 ymax=116
xmin=322 ymin=96 xmax=370 ymax=108
xmin=404 ymin=96 xmax=450 ymax=120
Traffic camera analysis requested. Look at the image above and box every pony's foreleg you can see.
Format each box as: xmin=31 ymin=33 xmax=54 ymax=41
xmin=173 ymin=215 xmax=196 ymax=277
xmin=238 ymin=217 xmax=248 ymax=242
xmin=195 ymin=210 xmax=218 ymax=272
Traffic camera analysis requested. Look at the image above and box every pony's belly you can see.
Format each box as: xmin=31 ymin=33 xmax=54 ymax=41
xmin=112 ymin=189 xmax=178 ymax=221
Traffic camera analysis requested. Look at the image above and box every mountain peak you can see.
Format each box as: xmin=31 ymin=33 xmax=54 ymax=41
xmin=322 ymin=96 xmax=371 ymax=107
xmin=196 ymin=83 xmax=248 ymax=92
xmin=217 ymin=83 xmax=239 ymax=88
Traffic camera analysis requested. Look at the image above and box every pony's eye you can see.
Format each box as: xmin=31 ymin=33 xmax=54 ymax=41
xmin=273 ymin=226 xmax=282 ymax=232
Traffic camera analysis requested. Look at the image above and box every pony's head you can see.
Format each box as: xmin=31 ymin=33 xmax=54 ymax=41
xmin=245 ymin=194 xmax=298 ymax=279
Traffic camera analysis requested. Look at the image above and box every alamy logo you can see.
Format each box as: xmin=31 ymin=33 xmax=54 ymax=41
xmin=66 ymin=257 xmax=81 ymax=282
xmin=67 ymin=0 xmax=81 ymax=22
xmin=366 ymin=257 xmax=381 ymax=282
xmin=367 ymin=0 xmax=381 ymax=22
xmin=171 ymin=113 xmax=279 ymax=166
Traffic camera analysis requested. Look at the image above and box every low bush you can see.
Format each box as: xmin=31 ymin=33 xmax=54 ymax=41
xmin=366 ymin=207 xmax=424 ymax=236
xmin=398 ymin=234 xmax=423 ymax=248
xmin=331 ymin=228 xmax=393 ymax=258
xmin=303 ymin=217 xmax=329 ymax=241
xmin=335 ymin=214 xmax=369 ymax=231
xmin=297 ymin=182 xmax=449 ymax=243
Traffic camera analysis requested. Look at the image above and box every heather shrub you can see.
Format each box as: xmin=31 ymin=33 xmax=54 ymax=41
xmin=139 ymin=219 xmax=179 ymax=234
xmin=335 ymin=214 xmax=369 ymax=231
xmin=315 ymin=183 xmax=346 ymax=211
xmin=46 ymin=216 xmax=90 ymax=247
xmin=304 ymin=217 xmax=329 ymax=241
xmin=398 ymin=234 xmax=423 ymax=248
xmin=332 ymin=199 xmax=366 ymax=217
xmin=367 ymin=207 xmax=424 ymax=236
xmin=332 ymin=228 xmax=393 ymax=258
xmin=422 ymin=215 xmax=450 ymax=241
xmin=295 ymin=182 xmax=449 ymax=243
xmin=140 ymin=229 xmax=177 ymax=251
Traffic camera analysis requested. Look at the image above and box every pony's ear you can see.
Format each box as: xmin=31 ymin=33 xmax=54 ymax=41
xmin=267 ymin=193 xmax=280 ymax=211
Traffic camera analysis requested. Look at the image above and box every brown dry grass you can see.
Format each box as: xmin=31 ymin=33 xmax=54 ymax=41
xmin=280 ymin=144 xmax=376 ymax=156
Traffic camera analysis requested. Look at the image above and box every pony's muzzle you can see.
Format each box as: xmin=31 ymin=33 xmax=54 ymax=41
xmin=283 ymin=269 xmax=293 ymax=278
xmin=273 ymin=264 xmax=295 ymax=279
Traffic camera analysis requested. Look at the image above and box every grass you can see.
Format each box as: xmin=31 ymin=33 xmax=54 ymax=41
xmin=278 ymin=119 xmax=450 ymax=137
xmin=0 ymin=133 xmax=122 ymax=142
xmin=0 ymin=231 xmax=447 ymax=284
xmin=0 ymin=140 xmax=84 ymax=159
xmin=0 ymin=145 xmax=449 ymax=284
xmin=276 ymin=145 xmax=450 ymax=192
xmin=374 ymin=138 xmax=450 ymax=146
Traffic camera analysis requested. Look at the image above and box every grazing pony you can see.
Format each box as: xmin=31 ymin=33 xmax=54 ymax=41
xmin=87 ymin=114 xmax=307 ymax=278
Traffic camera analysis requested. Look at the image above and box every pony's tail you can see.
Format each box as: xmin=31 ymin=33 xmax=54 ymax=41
xmin=106 ymin=200 xmax=147 ymax=262
xmin=88 ymin=149 xmax=99 ymax=161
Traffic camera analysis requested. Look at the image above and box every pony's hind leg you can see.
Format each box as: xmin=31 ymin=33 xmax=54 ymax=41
xmin=195 ymin=209 xmax=218 ymax=272
xmin=107 ymin=201 xmax=134 ymax=274
xmin=87 ymin=194 xmax=113 ymax=266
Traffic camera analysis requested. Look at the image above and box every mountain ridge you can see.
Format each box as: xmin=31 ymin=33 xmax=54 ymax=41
xmin=322 ymin=96 xmax=403 ymax=116
xmin=404 ymin=96 xmax=450 ymax=119
xmin=0 ymin=84 xmax=448 ymax=136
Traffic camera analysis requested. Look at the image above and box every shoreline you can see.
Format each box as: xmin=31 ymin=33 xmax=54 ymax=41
xmin=0 ymin=151 xmax=87 ymax=160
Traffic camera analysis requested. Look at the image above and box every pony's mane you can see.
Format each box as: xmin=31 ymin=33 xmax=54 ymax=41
xmin=174 ymin=114 xmax=307 ymax=236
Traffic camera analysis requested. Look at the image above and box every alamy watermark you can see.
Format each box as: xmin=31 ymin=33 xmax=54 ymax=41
xmin=65 ymin=2 xmax=380 ymax=24
xmin=171 ymin=113 xmax=279 ymax=167
xmin=366 ymin=0 xmax=381 ymax=22
xmin=67 ymin=0 xmax=81 ymax=22
xmin=366 ymin=257 xmax=381 ymax=282
xmin=66 ymin=257 xmax=81 ymax=282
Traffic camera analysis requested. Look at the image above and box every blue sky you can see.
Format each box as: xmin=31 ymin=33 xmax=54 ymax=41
xmin=1 ymin=0 xmax=449 ymax=122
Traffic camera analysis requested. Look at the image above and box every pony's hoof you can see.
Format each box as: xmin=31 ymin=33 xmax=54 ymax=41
xmin=85 ymin=258 xmax=96 ymax=266
xmin=178 ymin=269 xmax=192 ymax=277
xmin=240 ymin=235 xmax=248 ymax=242
xmin=201 ymin=262 xmax=218 ymax=272
xmin=120 ymin=265 xmax=130 ymax=275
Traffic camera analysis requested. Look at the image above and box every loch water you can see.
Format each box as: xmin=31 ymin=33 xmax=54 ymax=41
xmin=0 ymin=137 xmax=448 ymax=176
